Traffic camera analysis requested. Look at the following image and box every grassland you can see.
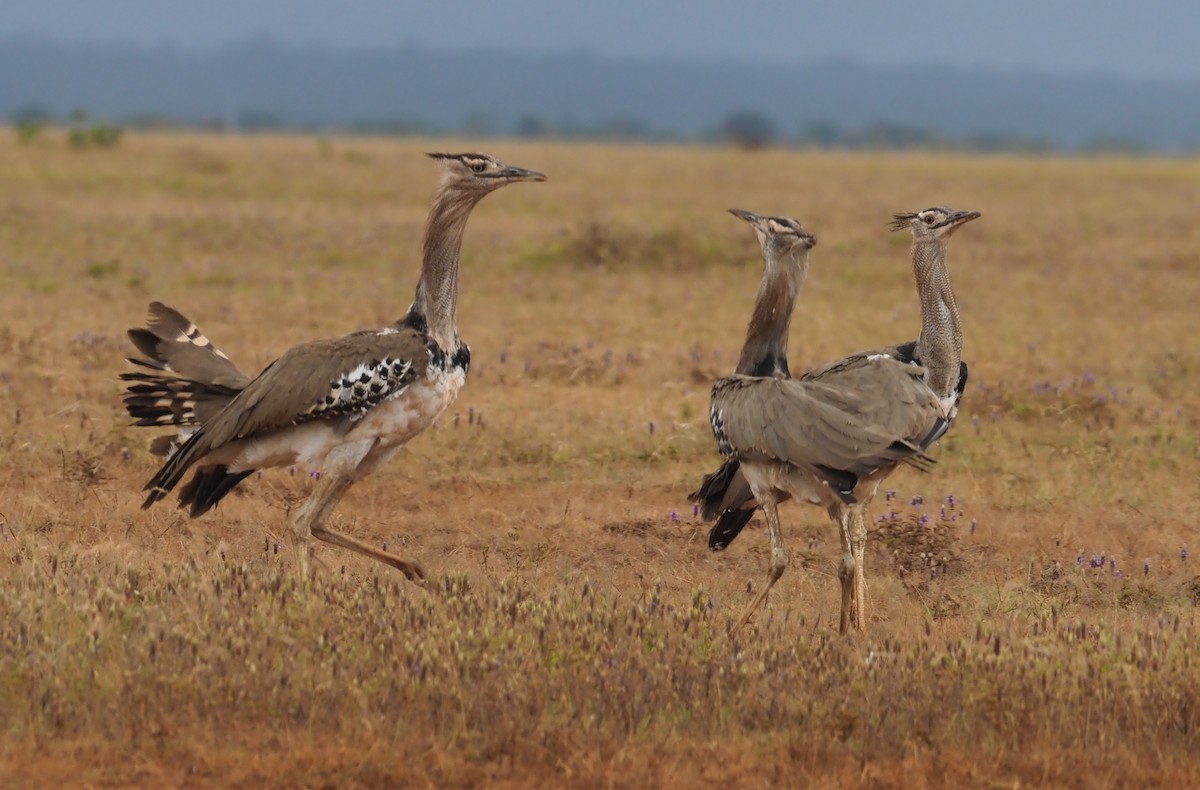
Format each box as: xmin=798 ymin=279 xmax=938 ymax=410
xmin=1 ymin=130 xmax=1199 ymax=787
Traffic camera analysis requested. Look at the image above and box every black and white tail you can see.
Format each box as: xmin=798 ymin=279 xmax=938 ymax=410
xmin=120 ymin=302 xmax=250 ymax=457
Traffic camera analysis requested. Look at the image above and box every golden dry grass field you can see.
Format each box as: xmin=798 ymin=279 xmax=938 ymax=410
xmin=1 ymin=131 xmax=1199 ymax=788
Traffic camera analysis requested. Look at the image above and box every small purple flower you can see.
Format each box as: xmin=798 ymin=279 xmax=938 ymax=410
xmin=917 ymin=515 xmax=929 ymax=526
xmin=1076 ymin=552 xmax=1085 ymax=567
xmin=1183 ymin=545 xmax=1190 ymax=562
xmin=1114 ymin=569 xmax=1124 ymax=580
xmin=910 ymin=495 xmax=923 ymax=507
xmin=692 ymin=504 xmax=699 ymax=517
xmin=669 ymin=510 xmax=679 ymax=522
xmin=648 ymin=421 xmax=656 ymax=435
xmin=309 ymin=470 xmax=322 ymax=480
xmin=946 ymin=494 xmax=956 ymax=507
xmin=1082 ymin=371 xmax=1096 ymax=385
xmin=499 ymin=350 xmax=508 ymax=363
xmin=289 ymin=465 xmax=298 ymax=476
xmin=1144 ymin=558 xmax=1151 ymax=576
xmin=968 ymin=519 xmax=977 ymax=534
xmin=939 ymin=506 xmax=947 ymax=520
xmin=885 ymin=489 xmax=896 ymax=502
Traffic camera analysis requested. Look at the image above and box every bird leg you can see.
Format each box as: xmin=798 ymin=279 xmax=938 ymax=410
xmin=849 ymin=504 xmax=868 ymax=632
xmin=290 ymin=441 xmax=426 ymax=582
xmin=835 ymin=506 xmax=857 ymax=635
xmin=736 ymin=499 xmax=788 ymax=629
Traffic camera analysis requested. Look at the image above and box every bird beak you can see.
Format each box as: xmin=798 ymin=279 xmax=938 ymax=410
xmin=499 ymin=165 xmax=547 ymax=182
xmin=728 ymin=208 xmax=763 ymax=224
xmin=950 ymin=210 xmax=981 ymax=225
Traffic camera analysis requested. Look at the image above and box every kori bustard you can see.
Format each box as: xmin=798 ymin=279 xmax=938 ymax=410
xmin=123 ymin=152 xmax=545 ymax=578
xmin=696 ymin=208 xmax=977 ymax=632
xmin=693 ymin=208 xmax=980 ymax=557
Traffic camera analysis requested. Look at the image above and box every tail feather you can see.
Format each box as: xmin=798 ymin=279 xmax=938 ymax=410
xmin=690 ymin=459 xmax=763 ymax=551
xmin=176 ymin=465 xmax=255 ymax=517
xmin=141 ymin=426 xmax=215 ymax=509
xmin=126 ymin=302 xmax=249 ymax=387
xmin=708 ymin=507 xmax=756 ymax=551
xmin=121 ymin=371 xmax=240 ymax=429
xmin=122 ymin=302 xmax=250 ymax=455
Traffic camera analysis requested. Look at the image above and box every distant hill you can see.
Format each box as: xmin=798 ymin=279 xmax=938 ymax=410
xmin=4 ymin=37 xmax=1199 ymax=151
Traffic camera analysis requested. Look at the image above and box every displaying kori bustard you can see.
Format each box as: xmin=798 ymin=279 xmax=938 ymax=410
xmin=694 ymin=207 xmax=979 ymax=552
xmin=693 ymin=207 xmax=979 ymax=632
xmin=122 ymin=152 xmax=545 ymax=578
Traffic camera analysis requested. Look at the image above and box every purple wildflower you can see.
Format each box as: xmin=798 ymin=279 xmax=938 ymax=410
xmin=1183 ymin=545 xmax=1190 ymax=562
xmin=917 ymin=515 xmax=929 ymax=526
xmin=946 ymin=494 xmax=956 ymax=507
xmin=669 ymin=510 xmax=679 ymax=522
xmin=885 ymin=489 xmax=896 ymax=502
xmin=692 ymin=504 xmax=699 ymax=517
xmin=648 ymin=421 xmax=656 ymax=435
xmin=968 ymin=519 xmax=976 ymax=534
xmin=1144 ymin=558 xmax=1151 ymax=576
xmin=910 ymin=495 xmax=923 ymax=507
xmin=1076 ymin=552 xmax=1084 ymax=567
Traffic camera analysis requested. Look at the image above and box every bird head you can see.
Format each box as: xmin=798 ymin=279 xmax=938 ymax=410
xmin=729 ymin=208 xmax=817 ymax=260
xmin=427 ymin=152 xmax=547 ymax=195
xmin=889 ymin=207 xmax=981 ymax=241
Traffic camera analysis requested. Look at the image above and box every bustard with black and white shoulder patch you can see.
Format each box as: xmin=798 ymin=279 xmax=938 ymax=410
xmin=124 ymin=152 xmax=545 ymax=579
xmin=694 ymin=208 xmax=975 ymax=632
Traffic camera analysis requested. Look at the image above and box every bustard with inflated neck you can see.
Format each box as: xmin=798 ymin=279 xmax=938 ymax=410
xmin=126 ymin=152 xmax=545 ymax=579
xmin=699 ymin=208 xmax=970 ymax=632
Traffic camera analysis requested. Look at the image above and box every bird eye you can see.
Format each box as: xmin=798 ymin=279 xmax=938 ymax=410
xmin=923 ymin=214 xmax=936 ymax=225
xmin=470 ymin=162 xmax=487 ymax=174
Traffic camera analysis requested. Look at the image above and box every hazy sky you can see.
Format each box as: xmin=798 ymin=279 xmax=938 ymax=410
xmin=5 ymin=1 xmax=1198 ymax=81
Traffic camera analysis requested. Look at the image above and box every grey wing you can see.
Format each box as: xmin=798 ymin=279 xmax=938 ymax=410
xmin=713 ymin=366 xmax=937 ymax=478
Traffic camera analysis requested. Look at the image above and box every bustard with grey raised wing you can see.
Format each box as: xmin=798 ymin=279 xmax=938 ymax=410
xmin=694 ymin=207 xmax=979 ymax=549
xmin=697 ymin=208 xmax=971 ymax=632
xmin=126 ymin=152 xmax=545 ymax=579
xmin=692 ymin=208 xmax=979 ymax=630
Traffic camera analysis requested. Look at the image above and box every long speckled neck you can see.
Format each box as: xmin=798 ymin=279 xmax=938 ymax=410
xmin=912 ymin=240 xmax=962 ymax=397
xmin=735 ymin=245 xmax=809 ymax=378
xmin=411 ymin=185 xmax=485 ymax=351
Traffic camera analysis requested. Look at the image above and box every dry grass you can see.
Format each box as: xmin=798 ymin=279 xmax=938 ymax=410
xmin=2 ymin=129 xmax=1199 ymax=787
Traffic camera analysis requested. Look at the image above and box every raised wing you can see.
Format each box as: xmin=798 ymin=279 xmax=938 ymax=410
xmin=710 ymin=358 xmax=942 ymax=494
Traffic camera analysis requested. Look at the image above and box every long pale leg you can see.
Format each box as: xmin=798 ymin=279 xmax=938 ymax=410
xmin=736 ymin=499 xmax=789 ymax=629
xmin=291 ymin=441 xmax=425 ymax=582
xmin=849 ymin=504 xmax=868 ymax=632
xmin=835 ymin=506 xmax=856 ymax=635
